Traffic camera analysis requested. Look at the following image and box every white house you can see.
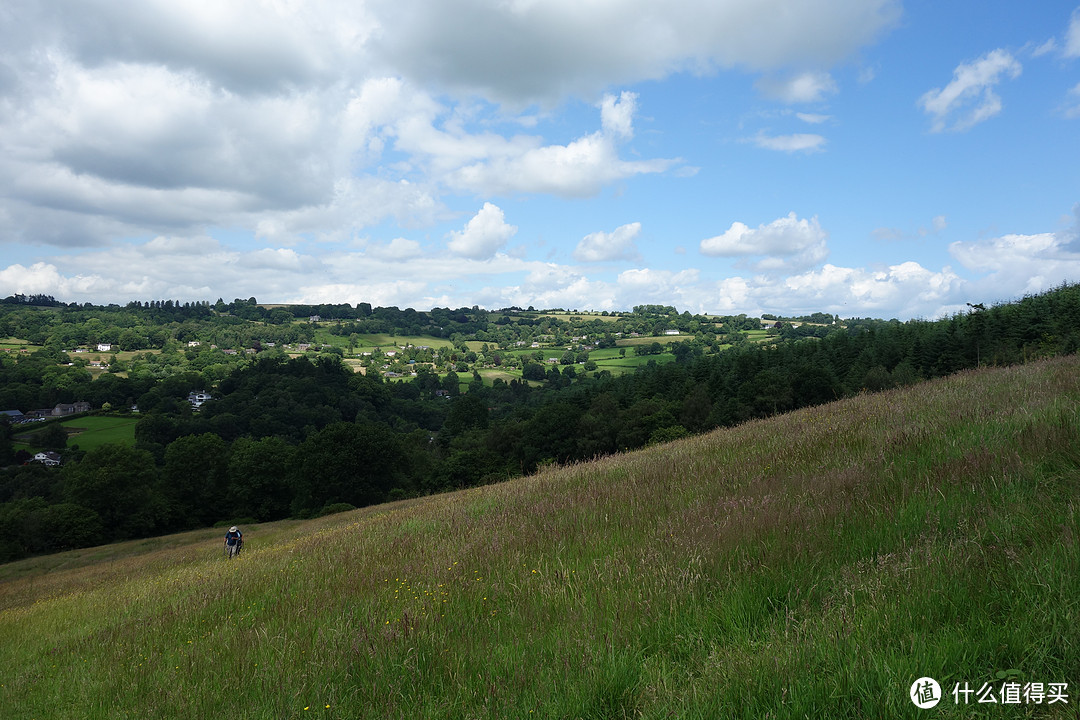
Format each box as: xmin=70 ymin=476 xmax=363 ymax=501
xmin=33 ymin=451 xmax=62 ymax=467
xmin=97 ymin=343 xmax=113 ymax=352
xmin=187 ymin=390 xmax=212 ymax=408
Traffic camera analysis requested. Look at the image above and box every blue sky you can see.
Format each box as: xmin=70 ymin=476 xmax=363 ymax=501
xmin=1 ymin=0 xmax=1078 ymax=319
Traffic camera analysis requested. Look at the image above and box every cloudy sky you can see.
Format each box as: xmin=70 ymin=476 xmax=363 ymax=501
xmin=1 ymin=1 xmax=1078 ymax=319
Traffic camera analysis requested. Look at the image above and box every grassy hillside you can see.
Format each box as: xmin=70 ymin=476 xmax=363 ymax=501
xmin=2 ymin=357 xmax=1078 ymax=718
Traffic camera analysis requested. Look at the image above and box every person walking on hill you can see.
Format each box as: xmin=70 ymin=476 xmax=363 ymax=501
xmin=224 ymin=525 xmax=243 ymax=559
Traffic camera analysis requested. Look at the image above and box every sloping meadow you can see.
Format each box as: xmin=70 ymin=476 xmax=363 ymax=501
xmin=2 ymin=356 xmax=1078 ymax=718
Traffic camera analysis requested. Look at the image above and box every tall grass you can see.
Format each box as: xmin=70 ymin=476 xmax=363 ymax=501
xmin=2 ymin=356 xmax=1078 ymax=718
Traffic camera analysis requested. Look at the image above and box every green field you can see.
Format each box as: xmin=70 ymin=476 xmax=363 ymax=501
xmin=61 ymin=415 xmax=139 ymax=450
xmin=483 ymin=346 xmax=677 ymax=380
xmin=537 ymin=312 xmax=623 ymax=323
xmin=12 ymin=415 xmax=138 ymax=455
xmin=0 ymin=337 xmax=41 ymax=354
xmin=593 ymin=353 xmax=676 ymax=373
xmin=585 ymin=346 xmax=677 ymax=375
xmin=614 ymin=334 xmax=692 ymax=346
xmin=2 ymin=356 xmax=1079 ymax=718
xmin=474 ymin=368 xmax=525 ymax=385
xmin=313 ymin=330 xmax=455 ymax=351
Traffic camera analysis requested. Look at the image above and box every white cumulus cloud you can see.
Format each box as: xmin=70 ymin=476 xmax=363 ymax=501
xmin=444 ymin=96 xmax=675 ymax=198
xmin=446 ymin=203 xmax=518 ymax=259
xmin=948 ymin=213 xmax=1080 ymax=297
xmin=600 ymin=92 xmax=637 ymax=139
xmin=574 ymin=222 xmax=642 ymax=262
xmin=700 ymin=212 xmax=828 ymax=271
xmin=919 ymin=49 xmax=1022 ymax=132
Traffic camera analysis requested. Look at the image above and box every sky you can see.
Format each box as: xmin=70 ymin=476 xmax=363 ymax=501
xmin=1 ymin=1 xmax=1079 ymax=320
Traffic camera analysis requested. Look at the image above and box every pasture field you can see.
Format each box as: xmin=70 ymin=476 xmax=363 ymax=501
xmin=614 ymin=334 xmax=692 ymax=347
xmin=60 ymin=415 xmax=139 ymax=450
xmin=0 ymin=338 xmax=43 ymax=355
xmin=501 ymin=346 xmax=565 ymax=360
xmin=11 ymin=414 xmax=138 ymax=455
xmin=474 ymin=368 xmax=525 ymax=385
xmin=0 ymin=337 xmax=37 ymax=348
xmin=537 ymin=312 xmax=623 ymax=323
xmin=311 ymin=329 xmax=456 ymax=351
xmin=342 ymin=359 xmax=367 ymax=374
xmin=587 ymin=346 xmax=678 ymax=374
xmin=2 ymin=356 xmax=1079 ymax=718
xmin=353 ymin=333 xmax=454 ymax=350
xmin=592 ymin=353 xmax=676 ymax=373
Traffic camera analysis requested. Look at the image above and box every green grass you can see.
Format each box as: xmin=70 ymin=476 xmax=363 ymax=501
xmin=315 ymin=331 xmax=456 ymax=351
xmin=61 ymin=415 xmax=138 ymax=450
xmin=614 ymin=334 xmax=692 ymax=346
xmin=0 ymin=337 xmax=42 ymax=355
xmin=12 ymin=415 xmax=138 ymax=455
xmin=2 ymin=356 xmax=1079 ymax=718
xmin=591 ymin=349 xmax=677 ymax=375
xmin=537 ymin=312 xmax=623 ymax=323
xmin=474 ymin=368 xmax=525 ymax=385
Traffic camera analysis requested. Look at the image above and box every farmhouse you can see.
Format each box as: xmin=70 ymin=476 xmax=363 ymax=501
xmin=52 ymin=401 xmax=91 ymax=416
xmin=33 ymin=451 xmax=62 ymax=467
xmin=187 ymin=391 xmax=212 ymax=408
xmin=96 ymin=343 xmax=113 ymax=351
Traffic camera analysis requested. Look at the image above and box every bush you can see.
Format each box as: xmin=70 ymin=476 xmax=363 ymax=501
xmin=316 ymin=502 xmax=356 ymax=517
xmin=649 ymin=425 xmax=689 ymax=445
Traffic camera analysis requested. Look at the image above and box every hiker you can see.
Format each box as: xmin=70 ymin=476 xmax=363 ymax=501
xmin=224 ymin=525 xmax=243 ymax=559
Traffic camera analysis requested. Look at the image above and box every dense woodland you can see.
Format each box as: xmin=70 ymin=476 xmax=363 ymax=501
xmin=1 ymin=284 xmax=1078 ymax=561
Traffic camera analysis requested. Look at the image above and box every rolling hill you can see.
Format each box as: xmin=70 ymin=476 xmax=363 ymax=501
xmin=2 ymin=356 xmax=1078 ymax=718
